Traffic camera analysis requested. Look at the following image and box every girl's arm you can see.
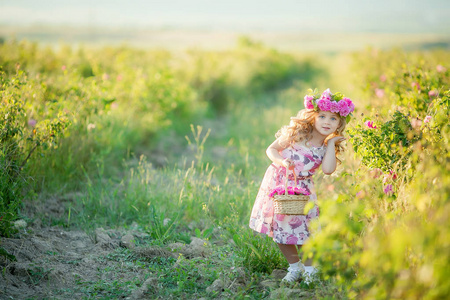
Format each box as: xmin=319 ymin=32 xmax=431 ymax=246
xmin=266 ymin=137 xmax=293 ymax=169
xmin=322 ymin=137 xmax=346 ymax=175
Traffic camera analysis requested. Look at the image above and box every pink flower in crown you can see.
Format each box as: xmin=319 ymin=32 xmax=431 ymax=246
xmin=321 ymin=88 xmax=332 ymax=100
xmin=317 ymin=99 xmax=331 ymax=111
xmin=340 ymin=105 xmax=352 ymax=117
xmin=337 ymin=99 xmax=349 ymax=116
xmin=343 ymin=97 xmax=355 ymax=111
xmin=330 ymin=101 xmax=340 ymax=113
xmin=304 ymin=95 xmax=315 ymax=109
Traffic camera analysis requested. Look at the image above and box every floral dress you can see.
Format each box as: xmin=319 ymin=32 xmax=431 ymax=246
xmin=249 ymin=141 xmax=327 ymax=245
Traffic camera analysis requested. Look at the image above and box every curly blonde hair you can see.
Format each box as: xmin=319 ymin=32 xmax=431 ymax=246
xmin=275 ymin=109 xmax=347 ymax=164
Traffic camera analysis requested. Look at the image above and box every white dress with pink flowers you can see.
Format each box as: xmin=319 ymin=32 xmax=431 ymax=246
xmin=249 ymin=142 xmax=327 ymax=245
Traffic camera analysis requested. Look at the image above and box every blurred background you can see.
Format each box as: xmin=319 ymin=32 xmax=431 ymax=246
xmin=1 ymin=0 xmax=449 ymax=51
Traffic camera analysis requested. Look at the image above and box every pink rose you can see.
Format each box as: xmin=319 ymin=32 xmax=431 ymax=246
xmin=304 ymin=95 xmax=315 ymax=109
xmin=375 ymin=88 xmax=385 ymax=98
xmin=322 ymin=88 xmax=332 ymax=99
xmin=317 ymin=99 xmax=331 ymax=111
xmin=364 ymin=120 xmax=377 ymax=129
xmin=330 ymin=101 xmax=340 ymax=113
xmin=343 ymin=98 xmax=355 ymax=113
xmin=340 ymin=106 xmax=352 ymax=117
xmin=337 ymin=100 xmax=350 ymax=116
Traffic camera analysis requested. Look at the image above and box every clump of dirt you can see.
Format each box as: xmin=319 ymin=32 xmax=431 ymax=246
xmin=0 ymin=194 xmax=216 ymax=299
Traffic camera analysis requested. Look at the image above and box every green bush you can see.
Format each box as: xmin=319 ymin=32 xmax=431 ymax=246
xmin=0 ymin=70 xmax=69 ymax=236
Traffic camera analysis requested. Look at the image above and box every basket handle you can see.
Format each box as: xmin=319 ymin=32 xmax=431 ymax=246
xmin=284 ymin=167 xmax=297 ymax=195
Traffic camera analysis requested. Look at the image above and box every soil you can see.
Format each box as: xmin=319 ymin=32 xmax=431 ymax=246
xmin=0 ymin=196 xmax=216 ymax=299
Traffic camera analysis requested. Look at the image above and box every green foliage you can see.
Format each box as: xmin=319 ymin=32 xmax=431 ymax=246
xmin=348 ymin=110 xmax=419 ymax=172
xmin=231 ymin=227 xmax=287 ymax=274
xmin=0 ymin=69 xmax=69 ymax=236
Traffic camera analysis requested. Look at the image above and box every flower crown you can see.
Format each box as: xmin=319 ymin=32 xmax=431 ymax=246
xmin=304 ymin=88 xmax=355 ymax=123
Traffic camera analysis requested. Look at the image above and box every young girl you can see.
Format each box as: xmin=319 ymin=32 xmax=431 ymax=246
xmin=249 ymin=88 xmax=354 ymax=283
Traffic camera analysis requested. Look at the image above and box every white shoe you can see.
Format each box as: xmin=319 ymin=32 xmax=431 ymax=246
xmin=302 ymin=266 xmax=318 ymax=285
xmin=282 ymin=269 xmax=302 ymax=283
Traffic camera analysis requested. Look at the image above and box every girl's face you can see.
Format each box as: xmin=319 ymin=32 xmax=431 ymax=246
xmin=313 ymin=111 xmax=341 ymax=137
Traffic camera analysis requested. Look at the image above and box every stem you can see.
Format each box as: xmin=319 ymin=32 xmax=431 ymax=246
xmin=19 ymin=143 xmax=38 ymax=170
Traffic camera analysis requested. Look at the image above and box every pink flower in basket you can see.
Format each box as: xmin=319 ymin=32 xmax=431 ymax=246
xmin=269 ymin=186 xmax=310 ymax=198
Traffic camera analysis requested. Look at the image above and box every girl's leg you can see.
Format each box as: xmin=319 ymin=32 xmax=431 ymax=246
xmin=278 ymin=243 xmax=304 ymax=282
xmin=277 ymin=244 xmax=300 ymax=263
xmin=296 ymin=245 xmax=313 ymax=266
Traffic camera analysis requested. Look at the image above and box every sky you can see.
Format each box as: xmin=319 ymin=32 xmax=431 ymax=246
xmin=1 ymin=0 xmax=450 ymax=33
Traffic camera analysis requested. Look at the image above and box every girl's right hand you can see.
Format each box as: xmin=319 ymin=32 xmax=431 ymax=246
xmin=282 ymin=158 xmax=295 ymax=170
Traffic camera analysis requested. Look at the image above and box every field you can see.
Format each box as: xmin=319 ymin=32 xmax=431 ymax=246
xmin=0 ymin=35 xmax=449 ymax=299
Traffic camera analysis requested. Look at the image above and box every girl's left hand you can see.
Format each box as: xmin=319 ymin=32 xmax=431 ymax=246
xmin=328 ymin=136 xmax=346 ymax=145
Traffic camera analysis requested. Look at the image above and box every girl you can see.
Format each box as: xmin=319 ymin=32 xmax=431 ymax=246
xmin=249 ymin=88 xmax=354 ymax=283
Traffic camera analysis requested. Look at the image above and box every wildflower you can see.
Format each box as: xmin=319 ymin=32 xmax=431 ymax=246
xmin=102 ymin=73 xmax=109 ymax=81
xmin=116 ymin=74 xmax=123 ymax=81
xmin=87 ymin=123 xmax=96 ymax=131
xmin=411 ymin=82 xmax=421 ymax=91
xmin=389 ymin=170 xmax=398 ymax=180
xmin=436 ymin=65 xmax=446 ymax=72
xmin=383 ymin=184 xmax=394 ymax=196
xmin=379 ymin=74 xmax=387 ymax=82
xmin=327 ymin=185 xmax=335 ymax=191
xmin=111 ymin=102 xmax=119 ymax=109
xmin=428 ymin=90 xmax=438 ymax=98
xmin=28 ymin=119 xmax=37 ymax=127
xmin=61 ymin=65 xmax=66 ymax=71
xmin=375 ymin=88 xmax=384 ymax=98
xmin=424 ymin=116 xmax=432 ymax=123
xmin=364 ymin=120 xmax=377 ymax=129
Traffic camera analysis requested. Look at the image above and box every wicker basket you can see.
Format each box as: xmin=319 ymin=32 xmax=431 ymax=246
xmin=273 ymin=168 xmax=310 ymax=215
